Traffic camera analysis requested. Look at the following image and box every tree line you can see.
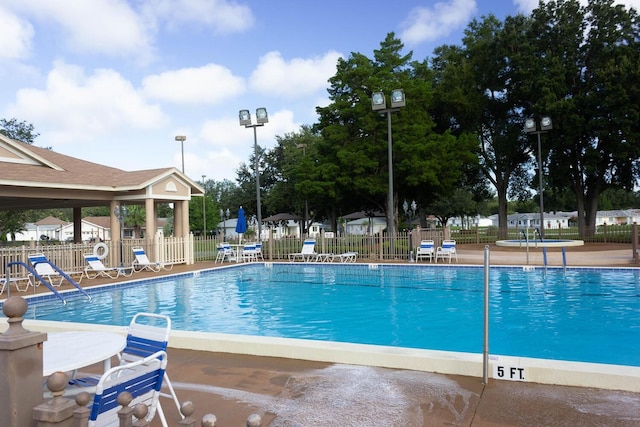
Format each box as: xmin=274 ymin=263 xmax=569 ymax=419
xmin=2 ymin=0 xmax=639 ymax=240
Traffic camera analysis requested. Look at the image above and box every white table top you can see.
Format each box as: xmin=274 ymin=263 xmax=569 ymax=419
xmin=43 ymin=331 xmax=126 ymax=376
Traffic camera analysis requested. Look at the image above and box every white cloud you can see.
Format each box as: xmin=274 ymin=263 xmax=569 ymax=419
xmin=400 ymin=0 xmax=477 ymax=44
xmin=144 ymin=0 xmax=255 ymax=34
xmin=142 ymin=64 xmax=246 ymax=105
xmin=0 ymin=7 xmax=34 ymax=60
xmin=249 ymin=51 xmax=342 ymax=98
xmin=6 ymin=0 xmax=155 ymax=61
xmin=5 ymin=61 xmax=166 ymax=144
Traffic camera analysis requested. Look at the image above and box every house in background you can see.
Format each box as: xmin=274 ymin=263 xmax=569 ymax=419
xmin=7 ymin=215 xmax=168 ymax=242
xmin=594 ymin=209 xmax=640 ymax=226
xmin=9 ymin=216 xmax=66 ymax=241
xmin=345 ymin=217 xmax=387 ymax=235
xmin=504 ymin=212 xmax=571 ymax=230
xmin=58 ymin=217 xmax=111 ymax=242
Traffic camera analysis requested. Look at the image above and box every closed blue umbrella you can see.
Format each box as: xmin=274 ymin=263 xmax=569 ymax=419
xmin=235 ymin=206 xmax=247 ymax=241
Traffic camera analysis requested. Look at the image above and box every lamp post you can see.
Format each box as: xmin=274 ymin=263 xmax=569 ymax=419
xmin=239 ymin=108 xmax=268 ymax=241
xmin=296 ymin=143 xmax=309 ymax=237
xmin=175 ymin=135 xmax=186 ymax=173
xmin=403 ymin=200 xmax=417 ymax=261
xmin=220 ymin=208 xmax=230 ymax=241
xmin=201 ymin=175 xmax=207 ymax=236
xmin=524 ymin=116 xmax=552 ymax=238
xmin=372 ymin=89 xmax=406 ymax=258
xmin=114 ymin=204 xmax=127 ymax=268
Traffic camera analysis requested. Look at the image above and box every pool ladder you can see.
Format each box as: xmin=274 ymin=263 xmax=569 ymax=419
xmin=521 ymin=229 xmax=567 ymax=272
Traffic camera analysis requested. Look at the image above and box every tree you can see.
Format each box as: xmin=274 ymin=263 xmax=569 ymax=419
xmin=431 ymin=15 xmax=533 ymax=238
xmin=125 ymin=205 xmax=146 ymax=238
xmin=0 ymin=118 xmax=40 ymax=144
xmin=522 ymin=0 xmax=640 ymax=235
xmin=316 ymin=33 xmax=477 ymax=232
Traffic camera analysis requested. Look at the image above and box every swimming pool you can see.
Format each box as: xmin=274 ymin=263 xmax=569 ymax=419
xmin=15 ymin=263 xmax=640 ymax=367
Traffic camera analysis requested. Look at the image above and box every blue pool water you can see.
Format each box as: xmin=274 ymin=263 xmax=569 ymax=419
xmin=16 ymin=264 xmax=640 ymax=367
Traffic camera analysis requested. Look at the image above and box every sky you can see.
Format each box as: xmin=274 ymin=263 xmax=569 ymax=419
xmin=1 ymin=0 xmax=639 ymax=184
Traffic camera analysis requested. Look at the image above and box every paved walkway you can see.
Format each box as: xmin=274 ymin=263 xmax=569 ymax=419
xmin=13 ymin=243 xmax=640 ymax=426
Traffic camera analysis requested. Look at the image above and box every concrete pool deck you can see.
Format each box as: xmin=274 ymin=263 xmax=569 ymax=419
xmin=4 ymin=243 xmax=640 ymax=425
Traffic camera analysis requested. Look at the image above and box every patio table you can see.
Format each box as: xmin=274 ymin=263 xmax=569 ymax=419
xmin=43 ymin=331 xmax=126 ymax=376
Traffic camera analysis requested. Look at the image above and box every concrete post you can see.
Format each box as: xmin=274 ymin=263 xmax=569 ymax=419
xmin=33 ymin=372 xmax=76 ymax=427
xmin=0 ymin=296 xmax=47 ymax=427
xmin=178 ymin=401 xmax=196 ymax=426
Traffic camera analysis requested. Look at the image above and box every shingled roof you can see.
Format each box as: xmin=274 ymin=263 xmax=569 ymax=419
xmin=0 ymin=133 xmax=203 ymax=210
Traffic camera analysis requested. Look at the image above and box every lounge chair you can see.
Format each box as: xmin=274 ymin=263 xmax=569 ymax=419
xmin=132 ymin=247 xmax=173 ymax=272
xmin=254 ymin=242 xmax=265 ymax=261
xmin=83 ymin=254 xmax=132 ymax=279
xmin=86 ymin=350 xmax=169 ymax=427
xmin=334 ymin=252 xmax=358 ymax=263
xmin=240 ymin=243 xmax=257 ymax=262
xmin=215 ymin=242 xmax=236 ymax=263
xmin=436 ymin=240 xmax=458 ymax=263
xmin=28 ymin=253 xmax=84 ymax=287
xmin=288 ymin=239 xmax=318 ymax=262
xmin=0 ymin=275 xmax=31 ymax=293
xmin=69 ymin=313 xmax=180 ymax=425
xmin=415 ymin=240 xmax=435 ymax=262
xmin=119 ymin=313 xmax=181 ymax=422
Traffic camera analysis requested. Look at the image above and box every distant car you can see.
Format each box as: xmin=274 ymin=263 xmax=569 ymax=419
xmin=40 ymin=234 xmax=50 ymax=241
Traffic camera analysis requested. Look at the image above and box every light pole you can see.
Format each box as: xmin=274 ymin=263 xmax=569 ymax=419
xmin=403 ymin=200 xmax=417 ymax=261
xmin=524 ymin=116 xmax=552 ymax=238
xmin=296 ymin=143 xmax=309 ymax=237
xmin=114 ymin=204 xmax=127 ymax=268
xmin=220 ymin=208 xmax=230 ymax=241
xmin=201 ymin=175 xmax=207 ymax=236
xmin=239 ymin=108 xmax=268 ymax=241
xmin=175 ymin=135 xmax=186 ymax=173
xmin=372 ymin=89 xmax=406 ymax=258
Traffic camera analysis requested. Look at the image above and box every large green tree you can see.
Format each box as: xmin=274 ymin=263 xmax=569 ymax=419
xmin=316 ymin=33 xmax=477 ymax=232
xmin=431 ymin=15 xmax=534 ymax=237
xmin=521 ymin=0 xmax=640 ymax=235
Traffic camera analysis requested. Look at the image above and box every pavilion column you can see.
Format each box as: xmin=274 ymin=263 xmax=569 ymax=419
xmin=110 ymin=201 xmax=120 ymax=267
xmin=145 ymin=198 xmax=156 ymax=249
xmin=180 ymin=200 xmax=190 ymax=238
xmin=72 ymin=207 xmax=82 ymax=243
xmin=174 ymin=202 xmax=183 ymax=238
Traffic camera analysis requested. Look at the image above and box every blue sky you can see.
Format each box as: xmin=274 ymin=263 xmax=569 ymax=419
xmin=1 ymin=0 xmax=638 ymax=182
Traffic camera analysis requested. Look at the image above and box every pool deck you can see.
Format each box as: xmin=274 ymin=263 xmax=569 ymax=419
xmin=6 ymin=243 xmax=640 ymax=426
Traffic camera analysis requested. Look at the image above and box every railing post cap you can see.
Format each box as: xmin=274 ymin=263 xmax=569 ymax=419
xmin=201 ymin=413 xmax=217 ymax=426
xmin=2 ymin=295 xmax=28 ymax=318
xmin=180 ymin=400 xmax=195 ymax=417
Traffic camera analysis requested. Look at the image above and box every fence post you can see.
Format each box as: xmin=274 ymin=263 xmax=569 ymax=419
xmin=603 ymin=223 xmax=607 ymax=243
xmin=33 ymin=372 xmax=77 ymax=426
xmin=0 ymin=296 xmax=47 ymax=427
xmin=632 ymin=222 xmax=638 ymax=264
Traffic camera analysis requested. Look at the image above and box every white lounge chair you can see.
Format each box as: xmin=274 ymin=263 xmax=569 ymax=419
xmin=240 ymin=243 xmax=257 ymax=262
xmin=83 ymin=254 xmax=132 ymax=279
xmin=86 ymin=350 xmax=169 ymax=427
xmin=334 ymin=252 xmax=358 ymax=263
xmin=28 ymin=253 xmax=84 ymax=286
xmin=254 ymin=242 xmax=265 ymax=261
xmin=69 ymin=313 xmax=181 ymax=425
xmin=0 ymin=275 xmax=31 ymax=293
xmin=416 ymin=240 xmax=435 ymax=262
xmin=288 ymin=239 xmax=318 ymax=262
xmin=215 ymin=242 xmax=236 ymax=263
xmin=131 ymin=247 xmax=172 ymax=272
xmin=436 ymin=240 xmax=458 ymax=263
